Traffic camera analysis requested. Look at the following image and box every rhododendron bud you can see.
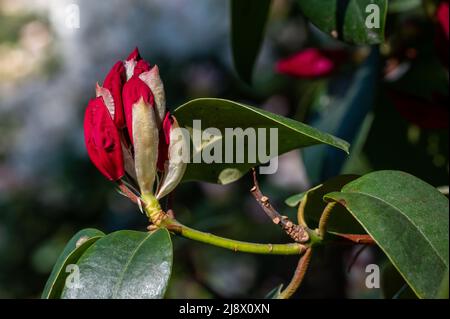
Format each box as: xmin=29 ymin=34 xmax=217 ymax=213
xmin=139 ymin=65 xmax=166 ymax=127
xmin=276 ymin=48 xmax=336 ymax=78
xmin=156 ymin=114 xmax=188 ymax=199
xmin=84 ymin=97 xmax=125 ymax=181
xmin=132 ymin=97 xmax=159 ymax=196
xmin=95 ymin=61 xmax=126 ymax=128
xmin=124 ymin=47 xmax=142 ymax=80
xmin=134 ymin=59 xmax=151 ymax=77
xmin=122 ymin=75 xmax=155 ymax=144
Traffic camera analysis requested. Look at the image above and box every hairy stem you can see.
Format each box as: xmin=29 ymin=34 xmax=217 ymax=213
xmin=279 ymin=248 xmax=313 ymax=299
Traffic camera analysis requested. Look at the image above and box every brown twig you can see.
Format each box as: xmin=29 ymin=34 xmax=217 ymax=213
xmin=250 ymin=169 xmax=309 ymax=243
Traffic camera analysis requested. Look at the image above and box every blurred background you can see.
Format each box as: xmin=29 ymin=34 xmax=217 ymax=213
xmin=0 ymin=0 xmax=448 ymax=298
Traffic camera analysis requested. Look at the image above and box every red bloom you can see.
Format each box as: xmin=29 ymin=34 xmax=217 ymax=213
xmin=389 ymin=90 xmax=449 ymax=129
xmin=437 ymin=2 xmax=449 ymax=39
xmin=102 ymin=61 xmax=126 ymax=128
xmin=122 ymin=75 xmax=155 ymax=144
xmin=276 ymin=48 xmax=336 ymax=78
xmin=84 ymin=97 xmax=125 ymax=181
xmin=435 ymin=2 xmax=449 ymax=67
xmin=157 ymin=112 xmax=172 ymax=171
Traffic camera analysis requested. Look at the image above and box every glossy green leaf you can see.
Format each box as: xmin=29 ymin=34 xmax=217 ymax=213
xmin=325 ymin=170 xmax=449 ymax=299
xmin=297 ymin=0 xmax=387 ymax=44
xmin=231 ymin=0 xmax=271 ymax=83
xmin=174 ymin=98 xmax=349 ymax=184
xmin=41 ymin=228 xmax=105 ymax=299
xmin=288 ymin=174 xmax=365 ymax=234
xmin=61 ymin=229 xmax=173 ymax=299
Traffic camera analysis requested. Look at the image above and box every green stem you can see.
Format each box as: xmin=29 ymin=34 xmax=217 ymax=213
xmin=318 ymin=202 xmax=336 ymax=238
xmin=165 ymin=221 xmax=306 ymax=255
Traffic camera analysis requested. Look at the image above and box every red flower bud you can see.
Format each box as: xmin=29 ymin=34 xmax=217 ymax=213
xmin=122 ymin=76 xmax=155 ymax=144
xmin=276 ymin=48 xmax=336 ymax=78
xmin=134 ymin=60 xmax=151 ymax=77
xmin=126 ymin=47 xmax=141 ymax=62
xmin=98 ymin=61 xmax=126 ymax=128
xmin=157 ymin=112 xmax=172 ymax=171
xmin=84 ymin=97 xmax=125 ymax=181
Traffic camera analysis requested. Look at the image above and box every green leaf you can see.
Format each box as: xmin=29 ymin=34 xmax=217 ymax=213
xmin=388 ymin=0 xmax=421 ymax=13
xmin=231 ymin=0 xmax=271 ymax=83
xmin=265 ymin=284 xmax=283 ymax=299
xmin=41 ymin=228 xmax=105 ymax=299
xmin=290 ymin=174 xmax=366 ymax=233
xmin=303 ymin=48 xmax=379 ymax=184
xmin=285 ymin=192 xmax=306 ymax=208
xmin=61 ymin=229 xmax=173 ymax=299
xmin=174 ymin=98 xmax=349 ymax=184
xmin=381 ymin=261 xmax=417 ymax=299
xmin=325 ymin=170 xmax=449 ymax=299
xmin=297 ymin=0 xmax=388 ymax=44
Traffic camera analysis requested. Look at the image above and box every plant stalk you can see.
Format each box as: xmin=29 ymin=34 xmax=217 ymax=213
xmin=164 ymin=220 xmax=306 ymax=255
xmin=278 ymin=247 xmax=313 ymax=299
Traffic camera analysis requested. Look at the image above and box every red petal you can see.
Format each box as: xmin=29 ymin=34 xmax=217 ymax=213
xmin=389 ymin=90 xmax=449 ymax=129
xmin=435 ymin=2 xmax=449 ymax=68
xmin=157 ymin=112 xmax=172 ymax=171
xmin=84 ymin=97 xmax=125 ymax=181
xmin=133 ymin=59 xmax=151 ymax=77
xmin=103 ymin=61 xmax=126 ymax=128
xmin=276 ymin=48 xmax=336 ymax=78
xmin=437 ymin=2 xmax=449 ymax=40
xmin=126 ymin=47 xmax=141 ymax=62
xmin=122 ymin=76 xmax=155 ymax=144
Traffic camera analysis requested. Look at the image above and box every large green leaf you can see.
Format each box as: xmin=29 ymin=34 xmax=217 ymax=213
xmin=174 ymin=98 xmax=349 ymax=184
xmin=286 ymin=174 xmax=365 ymax=234
xmin=325 ymin=170 xmax=449 ymax=298
xmin=231 ymin=0 xmax=271 ymax=83
xmin=61 ymin=229 xmax=173 ymax=299
xmin=41 ymin=228 xmax=104 ymax=299
xmin=297 ymin=0 xmax=388 ymax=44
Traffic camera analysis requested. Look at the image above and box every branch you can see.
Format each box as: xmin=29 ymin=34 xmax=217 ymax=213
xmin=329 ymin=233 xmax=375 ymax=245
xmin=279 ymin=248 xmax=313 ymax=299
xmin=164 ymin=221 xmax=307 ymax=255
xmin=250 ymin=169 xmax=309 ymax=243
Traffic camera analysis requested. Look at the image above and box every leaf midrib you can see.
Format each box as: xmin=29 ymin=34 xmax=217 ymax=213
xmin=341 ymin=189 xmax=448 ymax=267
xmin=175 ymin=98 xmax=350 ymax=153
xmin=111 ymin=232 xmax=152 ymax=298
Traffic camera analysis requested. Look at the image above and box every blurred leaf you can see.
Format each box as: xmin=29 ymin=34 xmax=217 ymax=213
xmin=325 ymin=170 xmax=449 ymax=298
xmin=388 ymin=0 xmax=421 ymax=13
xmin=292 ymin=174 xmax=365 ymax=233
xmin=303 ymin=48 xmax=378 ymax=184
xmin=231 ymin=0 xmax=271 ymax=83
xmin=265 ymin=284 xmax=283 ymax=299
xmin=174 ymin=98 xmax=349 ymax=184
xmin=61 ymin=229 xmax=173 ymax=299
xmin=41 ymin=228 xmax=105 ymax=299
xmin=285 ymin=192 xmax=306 ymax=208
xmin=297 ymin=0 xmax=387 ymax=44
